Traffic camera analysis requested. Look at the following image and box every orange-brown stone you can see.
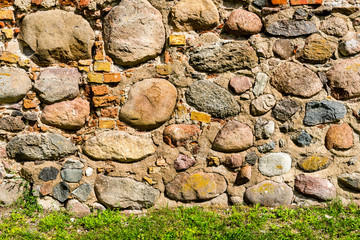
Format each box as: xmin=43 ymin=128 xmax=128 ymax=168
xmin=325 ymin=123 xmax=354 ymax=150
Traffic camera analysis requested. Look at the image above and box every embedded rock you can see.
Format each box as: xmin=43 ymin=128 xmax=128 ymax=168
xmin=186 ymin=80 xmax=240 ymax=118
xmin=272 ymin=39 xmax=294 ymax=59
xmin=19 ymin=10 xmax=94 ymax=66
xmin=224 ymin=9 xmax=262 ymax=35
xmin=61 ymin=159 xmax=83 ymax=183
xmin=0 ymin=116 xmax=25 ymax=132
xmin=250 ymin=94 xmax=276 ymax=116
xmin=339 ymin=32 xmax=360 ymax=56
xmin=163 ymin=124 xmax=201 ymax=147
xmin=229 ymin=75 xmax=253 ymax=94
xmin=303 ymin=100 xmax=346 ymax=126
xmin=95 ymin=174 xmax=160 ymax=209
xmin=66 ymin=199 xmax=91 ymax=217
xmin=271 ymin=62 xmax=323 ymax=98
xmin=236 ymin=166 xmax=252 ymax=185
xmin=165 ymin=172 xmax=227 ymax=201
xmin=298 ymin=155 xmax=332 ymax=172
xmin=255 ymin=118 xmax=275 ymax=140
xmin=0 ymin=67 xmax=32 ymax=103
xmin=297 ymin=34 xmax=336 ymax=63
xmin=34 ymin=68 xmax=80 ymax=104
xmin=266 ymin=20 xmax=317 ymax=37
xmin=292 ymin=130 xmax=312 ymax=147
xmin=0 ymin=179 xmax=26 ymax=206
xmin=325 ymin=123 xmax=354 ymax=150
xmin=41 ymin=98 xmax=90 ymax=130
xmin=72 ymin=183 xmax=92 ymax=202
xmin=119 ymin=79 xmax=177 ymax=130
xmin=338 ymin=173 xmax=360 ymax=191
xmin=245 ymin=152 xmax=258 ymax=166
xmin=212 ymin=121 xmax=254 ymax=152
xmin=52 ymin=182 xmax=70 ymax=203
xmin=83 ymin=131 xmax=156 ymax=162
xmin=174 ymin=154 xmax=196 ymax=171
xmin=245 ymin=180 xmax=293 ymax=207
xmin=103 ymin=0 xmax=165 ymax=66
xmin=7 ymin=133 xmax=77 ymax=161
xmin=224 ymin=154 xmax=243 ymax=169
xmin=258 ymin=153 xmax=292 ymax=177
xmin=272 ymin=99 xmax=301 ymax=122
xmin=320 ymin=17 xmax=348 ymax=37
xmin=171 ymin=0 xmax=219 ymax=32
xmin=189 ymin=42 xmax=258 ymax=73
xmin=39 ymin=167 xmax=59 ymax=181
xmin=295 ymin=174 xmax=336 ymax=201
xmin=257 ymin=141 xmax=276 ymax=153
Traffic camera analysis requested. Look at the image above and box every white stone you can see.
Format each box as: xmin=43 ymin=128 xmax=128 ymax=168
xmin=258 ymin=153 xmax=292 ymax=177
xmin=85 ymin=167 xmax=93 ymax=177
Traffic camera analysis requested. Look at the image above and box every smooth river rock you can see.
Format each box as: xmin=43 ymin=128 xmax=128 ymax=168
xmin=298 ymin=155 xmax=332 ymax=172
xmin=258 ymin=153 xmax=292 ymax=177
xmin=163 ymin=124 xmax=201 ymax=147
xmin=325 ymin=123 xmax=354 ymax=150
xmin=0 ymin=67 xmax=32 ymax=103
xmin=224 ymin=9 xmax=262 ymax=36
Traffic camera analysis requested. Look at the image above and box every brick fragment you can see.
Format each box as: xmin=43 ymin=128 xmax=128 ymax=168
xmin=104 ymin=73 xmax=121 ymax=83
xmin=190 ymin=111 xmax=211 ymax=123
xmin=98 ymin=119 xmax=116 ymax=129
xmin=91 ymin=85 xmax=108 ymax=96
xmin=290 ymin=0 xmax=322 ymax=5
xmin=94 ymin=61 xmax=111 ymax=72
xmin=93 ymin=96 xmax=118 ymax=107
xmin=88 ymin=72 xmax=103 ymax=83
xmin=169 ymin=35 xmax=186 ymax=46
xmin=0 ymin=52 xmax=18 ymax=63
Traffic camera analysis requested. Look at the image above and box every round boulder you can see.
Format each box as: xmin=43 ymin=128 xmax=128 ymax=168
xmin=0 ymin=67 xmax=32 ymax=103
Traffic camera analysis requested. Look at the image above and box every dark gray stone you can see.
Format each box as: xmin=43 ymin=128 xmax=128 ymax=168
xmin=303 ymin=100 xmax=346 ymax=126
xmin=189 ymin=41 xmax=258 ymax=73
xmin=257 ymin=141 xmax=276 ymax=153
xmin=245 ymin=152 xmax=258 ymax=165
xmin=272 ymin=99 xmax=301 ymax=122
xmin=61 ymin=169 xmax=82 ymax=183
xmin=38 ymin=167 xmax=59 ymax=181
xmin=186 ymin=80 xmax=240 ymax=118
xmin=6 ymin=133 xmax=77 ymax=161
xmin=253 ymin=0 xmax=267 ymax=8
xmin=53 ymin=182 xmax=70 ymax=202
xmin=11 ymin=111 xmax=23 ymax=117
xmin=72 ymin=183 xmax=92 ymax=202
xmin=293 ymin=130 xmax=312 ymax=147
xmin=0 ymin=116 xmax=25 ymax=132
xmin=266 ymin=20 xmax=317 ymax=37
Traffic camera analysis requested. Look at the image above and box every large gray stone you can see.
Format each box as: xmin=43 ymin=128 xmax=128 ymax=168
xmin=303 ymin=100 xmax=346 ymax=126
xmin=95 ymin=174 xmax=160 ymax=209
xmin=103 ymin=0 xmax=165 ymax=66
xmin=19 ymin=10 xmax=94 ymax=66
xmin=258 ymin=153 xmax=292 ymax=177
xmin=266 ymin=20 xmax=317 ymax=37
xmin=34 ymin=68 xmax=81 ymax=104
xmin=83 ymin=131 xmax=156 ymax=162
xmin=0 ymin=67 xmax=32 ymax=103
xmin=72 ymin=183 xmax=92 ymax=202
xmin=186 ymin=80 xmax=240 ymax=119
xmin=189 ymin=42 xmax=258 ymax=73
xmin=61 ymin=159 xmax=83 ymax=183
xmin=6 ymin=133 xmax=77 ymax=161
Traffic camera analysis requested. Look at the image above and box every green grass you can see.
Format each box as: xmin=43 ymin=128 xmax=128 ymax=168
xmin=1 ymin=200 xmax=360 ymax=239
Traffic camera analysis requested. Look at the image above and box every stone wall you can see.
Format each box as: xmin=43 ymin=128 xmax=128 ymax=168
xmin=0 ymin=0 xmax=360 ymax=214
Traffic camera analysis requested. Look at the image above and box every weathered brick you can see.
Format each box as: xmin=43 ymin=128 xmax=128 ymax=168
xmin=290 ymin=0 xmax=322 ymax=5
xmin=88 ymin=72 xmax=103 ymax=83
xmin=93 ymin=96 xmax=118 ymax=107
xmin=104 ymin=73 xmax=121 ymax=83
xmin=190 ymin=111 xmax=211 ymax=123
xmin=94 ymin=61 xmax=111 ymax=72
xmin=94 ymin=41 xmax=104 ymax=61
xmin=78 ymin=59 xmax=92 ymax=66
xmin=23 ymin=99 xmax=38 ymax=109
xmin=98 ymin=119 xmax=116 ymax=129
xmin=0 ymin=52 xmax=19 ymax=63
xmin=91 ymin=85 xmax=108 ymax=96
xmin=169 ymin=35 xmax=186 ymax=46
xmin=156 ymin=65 xmax=172 ymax=75
xmin=0 ymin=10 xmax=13 ymax=20
xmin=0 ymin=0 xmax=14 ymax=7
xmin=100 ymin=108 xmax=118 ymax=118
xmin=271 ymin=0 xmax=288 ymax=4
xmin=78 ymin=66 xmax=90 ymax=72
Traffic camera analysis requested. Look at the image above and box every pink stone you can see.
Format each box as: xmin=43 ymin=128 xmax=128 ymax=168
xmin=224 ymin=154 xmax=243 ymax=168
xmin=229 ymin=76 xmax=253 ymax=94
xmin=66 ymin=199 xmax=91 ymax=217
xmin=174 ymin=153 xmax=196 ymax=171
xmin=225 ymin=9 xmax=263 ymax=36
xmin=163 ymin=124 xmax=201 ymax=147
xmin=295 ymin=174 xmax=336 ymax=201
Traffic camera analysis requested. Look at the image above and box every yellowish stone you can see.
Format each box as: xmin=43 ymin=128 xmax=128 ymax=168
xmin=94 ymin=61 xmax=111 ymax=72
xmin=0 ymin=52 xmax=19 ymax=63
xmin=191 ymin=111 xmax=211 ymax=123
xmin=156 ymin=65 xmax=172 ymax=75
xmin=88 ymin=72 xmax=104 ymax=83
xmin=169 ymin=35 xmax=186 ymax=46
xmin=2 ymin=29 xmax=13 ymax=39
xmin=98 ymin=119 xmax=116 ymax=129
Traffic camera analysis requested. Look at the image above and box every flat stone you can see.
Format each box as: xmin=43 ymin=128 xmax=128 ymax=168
xmin=72 ymin=183 xmax=92 ymax=202
xmin=252 ymin=73 xmax=269 ymax=97
xmin=37 ymin=197 xmax=61 ymax=211
xmin=212 ymin=121 xmax=254 ymax=153
xmin=38 ymin=167 xmax=59 ymax=181
xmin=34 ymin=68 xmax=80 ymax=104
xmin=224 ymin=9 xmax=262 ymax=36
xmin=229 ymin=76 xmax=253 ymax=94
xmin=224 ymin=154 xmax=243 ymax=169
xmin=266 ymin=20 xmax=317 ymax=37
xmin=245 ymin=152 xmax=258 ymax=165
xmin=258 ymin=153 xmax=292 ymax=177
xmin=295 ymin=174 xmax=336 ymax=201
xmin=245 ymin=180 xmax=293 ymax=207
xmin=61 ymin=169 xmax=82 ymax=183
xmin=257 ymin=141 xmax=276 ymax=153
xmin=273 ymin=39 xmax=294 ymax=60
xmin=339 ymin=32 xmax=360 ymax=56
xmin=83 ymin=131 xmax=156 ymax=162
xmin=293 ymin=130 xmax=312 ymax=147
xmin=325 ymin=123 xmax=354 ymax=150
xmin=174 ymin=153 xmax=196 ymax=171
xmin=320 ymin=17 xmax=348 ymax=37
xmin=19 ymin=10 xmax=94 ymax=66
xmin=271 ymin=62 xmax=323 ymax=98
xmin=0 ymin=179 xmax=26 ymax=205
xmin=41 ymin=98 xmax=90 ymax=130
xmin=250 ymin=94 xmax=276 ymax=116
xmin=95 ymin=174 xmax=160 ymax=209
xmin=163 ymin=124 xmax=201 ymax=147
xmin=66 ymin=199 xmax=91 ymax=217
xmin=171 ymin=0 xmax=219 ymax=31
xmin=298 ymin=155 xmax=332 ymax=172
xmin=186 ymin=80 xmax=240 ymax=119
xmin=326 ymin=57 xmax=360 ymax=100
xmin=272 ymin=99 xmax=301 ymax=122
xmin=0 ymin=116 xmax=25 ymax=132
xmin=103 ymin=0 xmax=165 ymax=66
xmin=40 ymin=182 xmax=52 ymax=196
xmin=303 ymin=100 xmax=346 ymax=126
xmin=189 ymin=42 xmax=258 ymax=73
xmin=255 ymin=118 xmax=275 ymax=140
xmin=62 ymin=159 xmax=84 ymax=169
xmin=165 ymin=172 xmax=227 ymax=201
xmin=338 ymin=173 xmax=360 ymax=191
xmin=0 ymin=67 xmax=32 ymax=103
xmin=53 ymin=182 xmax=70 ymax=203
xmin=7 ymin=133 xmax=77 ymax=161
xmin=119 ymin=79 xmax=177 ymax=130
xmin=236 ymin=166 xmax=252 ymax=185
xmin=297 ymin=34 xmax=337 ymax=63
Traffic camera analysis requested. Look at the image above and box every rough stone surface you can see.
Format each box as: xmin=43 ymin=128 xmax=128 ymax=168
xmin=119 ymin=79 xmax=177 ymax=130
xmin=52 ymin=182 xmax=70 ymax=203
xmin=293 ymin=130 xmax=312 ymax=147
xmin=163 ymin=124 xmax=201 ymax=147
xmin=224 ymin=9 xmax=263 ymax=36
xmin=34 ymin=68 xmax=80 ymax=104
xmin=165 ymin=172 xmax=227 ymax=201
xmin=298 ymin=155 xmax=332 ymax=172
xmin=236 ymin=166 xmax=252 ymax=185
xmin=338 ymin=173 xmax=360 ymax=191
xmin=266 ymin=20 xmax=317 ymax=37
xmin=273 ymin=39 xmax=294 ymax=59
xmin=37 ymin=197 xmax=61 ymax=211
xmin=272 ymin=99 xmax=301 ymax=122
xmin=253 ymin=73 xmax=269 ymax=97
xmin=0 ymin=180 xmax=25 ymax=206
xmin=95 ymin=174 xmax=160 ymax=209
xmin=19 ymin=10 xmax=94 ymax=66
xmin=171 ymin=0 xmax=219 ymax=31
xmin=72 ymin=183 xmax=92 ymax=202
xmin=189 ymin=42 xmax=258 ymax=73
xmin=258 ymin=153 xmax=292 ymax=177
xmin=257 ymin=141 xmax=276 ymax=153
xmin=186 ymin=80 xmax=240 ymax=119
xmin=255 ymin=118 xmax=275 ymax=140
xmin=295 ymin=174 xmax=336 ymax=201
xmin=66 ymin=199 xmax=91 ymax=217
xmin=38 ymin=167 xmax=59 ymax=181
xmin=41 ymin=98 xmax=90 ymax=130
xmin=325 ymin=123 xmax=354 ymax=150
xmin=250 ymin=94 xmax=276 ymax=116
xmin=229 ymin=76 xmax=253 ymax=94
xmin=245 ymin=152 xmax=258 ymax=166
xmin=61 ymin=169 xmax=82 ymax=183
xmin=0 ymin=116 xmax=25 ymax=132
xmin=303 ymin=100 xmax=346 ymax=126
xmin=339 ymin=32 xmax=360 ymax=56
xmin=326 ymin=58 xmax=360 ymax=100
xmin=320 ymin=17 xmax=348 ymax=37
xmin=298 ymin=34 xmax=337 ymax=63
xmin=0 ymin=67 xmax=32 ymax=103
xmin=174 ymin=154 xmax=196 ymax=171
xmin=271 ymin=62 xmax=323 ymax=98
xmin=7 ymin=133 xmax=77 ymax=161
xmin=212 ymin=121 xmax=254 ymax=153
xmin=103 ymin=0 xmax=165 ymax=66
xmin=83 ymin=131 xmax=156 ymax=162
xmin=245 ymin=180 xmax=293 ymax=207
xmin=224 ymin=154 xmax=243 ymax=169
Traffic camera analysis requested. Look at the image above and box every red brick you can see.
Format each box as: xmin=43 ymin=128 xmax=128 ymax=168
xmin=93 ymin=96 xmax=118 ymax=107
xmin=104 ymin=73 xmax=121 ymax=83
xmin=271 ymin=0 xmax=287 ymax=4
xmin=290 ymin=0 xmax=322 ymax=5
xmin=100 ymin=108 xmax=118 ymax=118
xmin=91 ymin=85 xmax=108 ymax=96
